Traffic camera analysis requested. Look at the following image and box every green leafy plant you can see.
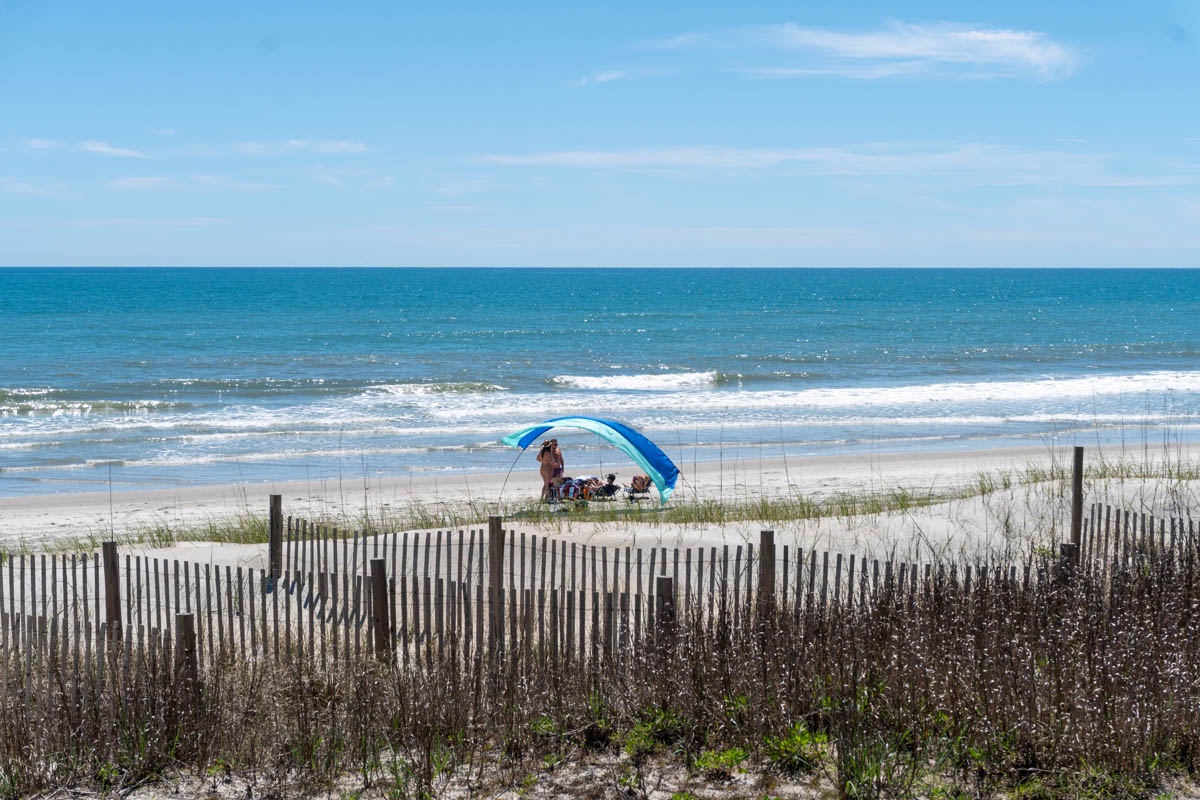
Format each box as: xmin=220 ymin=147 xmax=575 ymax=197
xmin=764 ymin=722 xmax=827 ymax=775
xmin=694 ymin=747 xmax=747 ymax=780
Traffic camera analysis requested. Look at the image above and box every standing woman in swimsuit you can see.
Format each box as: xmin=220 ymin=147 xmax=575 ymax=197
xmin=537 ymin=439 xmax=564 ymax=501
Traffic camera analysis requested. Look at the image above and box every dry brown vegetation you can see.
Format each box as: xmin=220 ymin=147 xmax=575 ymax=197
xmin=5 ymin=542 xmax=1200 ymax=799
xmin=7 ymin=445 xmax=1200 ymax=799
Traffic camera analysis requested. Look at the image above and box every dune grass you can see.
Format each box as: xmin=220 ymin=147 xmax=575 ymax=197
xmin=33 ymin=448 xmax=1200 ymax=557
xmin=4 ymin=541 xmax=1200 ymax=799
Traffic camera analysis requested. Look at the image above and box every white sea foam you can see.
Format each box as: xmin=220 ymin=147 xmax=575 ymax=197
xmin=531 ymin=371 xmax=1200 ymax=417
xmin=551 ymin=372 xmax=718 ymax=391
xmin=368 ymin=382 xmax=508 ymax=395
xmin=783 ymin=371 xmax=1200 ymax=409
xmin=4 ymin=370 xmax=1200 ymax=487
xmin=5 ymin=371 xmax=1199 ymax=443
xmin=0 ymin=399 xmax=176 ymax=417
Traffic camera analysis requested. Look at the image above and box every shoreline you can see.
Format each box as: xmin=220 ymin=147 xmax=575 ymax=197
xmin=3 ymin=440 xmax=1195 ymax=550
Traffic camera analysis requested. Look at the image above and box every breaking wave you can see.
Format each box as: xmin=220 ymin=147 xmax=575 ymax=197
xmin=551 ymin=372 xmax=719 ymax=391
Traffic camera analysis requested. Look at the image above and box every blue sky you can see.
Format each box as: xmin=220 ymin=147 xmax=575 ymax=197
xmin=2 ymin=1 xmax=1198 ymax=267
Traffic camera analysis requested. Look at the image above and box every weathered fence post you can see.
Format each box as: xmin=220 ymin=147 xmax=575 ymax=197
xmin=488 ymin=515 xmax=505 ymax=656
xmin=370 ymin=558 xmax=391 ymax=662
xmin=175 ymin=612 xmax=199 ymax=708
xmin=102 ymin=541 xmax=122 ymax=643
xmin=654 ymin=575 xmax=675 ymax=642
xmin=1058 ymin=542 xmax=1079 ymax=583
xmin=1070 ymin=446 xmax=1084 ymax=563
xmin=758 ymin=530 xmax=776 ymax=606
xmin=268 ymin=494 xmax=283 ymax=590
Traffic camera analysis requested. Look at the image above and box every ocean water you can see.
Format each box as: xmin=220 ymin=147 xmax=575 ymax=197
xmin=2 ymin=267 xmax=1199 ymax=497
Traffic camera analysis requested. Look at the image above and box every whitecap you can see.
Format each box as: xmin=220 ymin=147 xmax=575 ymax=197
xmin=551 ymin=372 xmax=717 ymax=391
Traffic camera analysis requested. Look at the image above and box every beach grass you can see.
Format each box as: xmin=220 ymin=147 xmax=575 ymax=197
xmin=56 ymin=511 xmax=271 ymax=553
xmin=5 ymin=543 xmax=1200 ymax=799
xmin=34 ymin=448 xmax=1200 ymax=557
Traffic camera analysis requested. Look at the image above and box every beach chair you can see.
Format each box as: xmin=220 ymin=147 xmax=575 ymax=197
xmin=548 ymin=477 xmax=594 ymax=505
xmin=625 ymin=474 xmax=653 ymax=501
xmin=585 ymin=474 xmax=624 ymax=501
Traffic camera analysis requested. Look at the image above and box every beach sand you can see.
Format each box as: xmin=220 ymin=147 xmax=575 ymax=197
xmin=4 ymin=441 xmax=1197 ymax=562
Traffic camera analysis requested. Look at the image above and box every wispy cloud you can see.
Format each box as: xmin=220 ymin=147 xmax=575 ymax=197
xmin=233 ymin=139 xmax=368 ymax=156
xmin=80 ymin=140 xmax=150 ymax=158
xmin=471 ymin=142 xmax=1190 ymax=187
xmin=24 ymin=138 xmax=150 ymax=157
xmin=475 ymin=146 xmax=806 ymax=169
xmin=191 ymin=174 xmax=277 ymax=191
xmin=109 ymin=176 xmax=181 ymax=190
xmin=66 ymin=217 xmax=227 ymax=228
xmin=0 ymin=177 xmax=57 ymax=196
xmin=642 ymin=20 xmax=1081 ymax=81
xmin=570 ymin=69 xmax=632 ymax=87
xmin=739 ymin=63 xmax=927 ymax=80
xmin=308 ymin=166 xmax=391 ymax=188
xmin=23 ymin=136 xmax=369 ymax=161
xmin=109 ymin=174 xmax=280 ymax=191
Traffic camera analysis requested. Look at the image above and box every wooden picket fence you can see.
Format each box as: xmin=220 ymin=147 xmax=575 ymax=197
xmin=1 ymin=497 xmax=1196 ymax=701
xmin=1080 ymin=502 xmax=1200 ymax=567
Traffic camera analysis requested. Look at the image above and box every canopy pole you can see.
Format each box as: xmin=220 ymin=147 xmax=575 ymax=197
xmin=496 ymin=447 xmax=528 ymax=506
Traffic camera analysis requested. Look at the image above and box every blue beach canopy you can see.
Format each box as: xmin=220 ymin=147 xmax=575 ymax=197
xmin=502 ymin=416 xmax=681 ymax=503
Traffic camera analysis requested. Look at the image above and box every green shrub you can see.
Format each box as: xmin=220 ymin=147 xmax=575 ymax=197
xmin=694 ymin=747 xmax=747 ymax=780
xmin=764 ymin=723 xmax=827 ymax=775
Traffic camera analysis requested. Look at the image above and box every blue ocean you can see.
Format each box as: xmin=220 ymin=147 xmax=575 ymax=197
xmin=2 ymin=267 xmax=1199 ymax=497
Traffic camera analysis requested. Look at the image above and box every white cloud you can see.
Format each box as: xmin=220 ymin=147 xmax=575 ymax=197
xmin=470 ymin=142 xmax=1190 ymax=187
xmin=571 ymin=70 xmax=632 ymax=87
xmin=644 ymin=20 xmax=1081 ymax=81
xmin=108 ymin=174 xmax=279 ymax=191
xmin=66 ymin=217 xmax=227 ymax=228
xmin=233 ymin=139 xmax=368 ymax=156
xmin=80 ymin=140 xmax=150 ymax=158
xmin=772 ymin=22 xmax=1079 ymax=79
xmin=25 ymin=139 xmax=150 ymax=157
xmin=23 ymin=136 xmax=367 ymax=161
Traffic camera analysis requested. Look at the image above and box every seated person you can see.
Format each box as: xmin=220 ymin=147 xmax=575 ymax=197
xmin=545 ymin=473 xmax=572 ymax=497
xmin=629 ymin=474 xmax=652 ymax=493
xmin=596 ymin=473 xmax=621 ymax=498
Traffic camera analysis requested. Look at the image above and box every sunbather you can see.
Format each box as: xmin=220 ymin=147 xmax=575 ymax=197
xmin=537 ymin=438 xmax=565 ymax=501
xmin=596 ymin=473 xmax=621 ymax=498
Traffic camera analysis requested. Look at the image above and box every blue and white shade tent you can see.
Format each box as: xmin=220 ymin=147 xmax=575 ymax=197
xmin=502 ymin=416 xmax=681 ymax=503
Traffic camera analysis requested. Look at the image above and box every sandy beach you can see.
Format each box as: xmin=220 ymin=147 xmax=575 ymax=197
xmin=5 ymin=441 xmax=1197 ymax=561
